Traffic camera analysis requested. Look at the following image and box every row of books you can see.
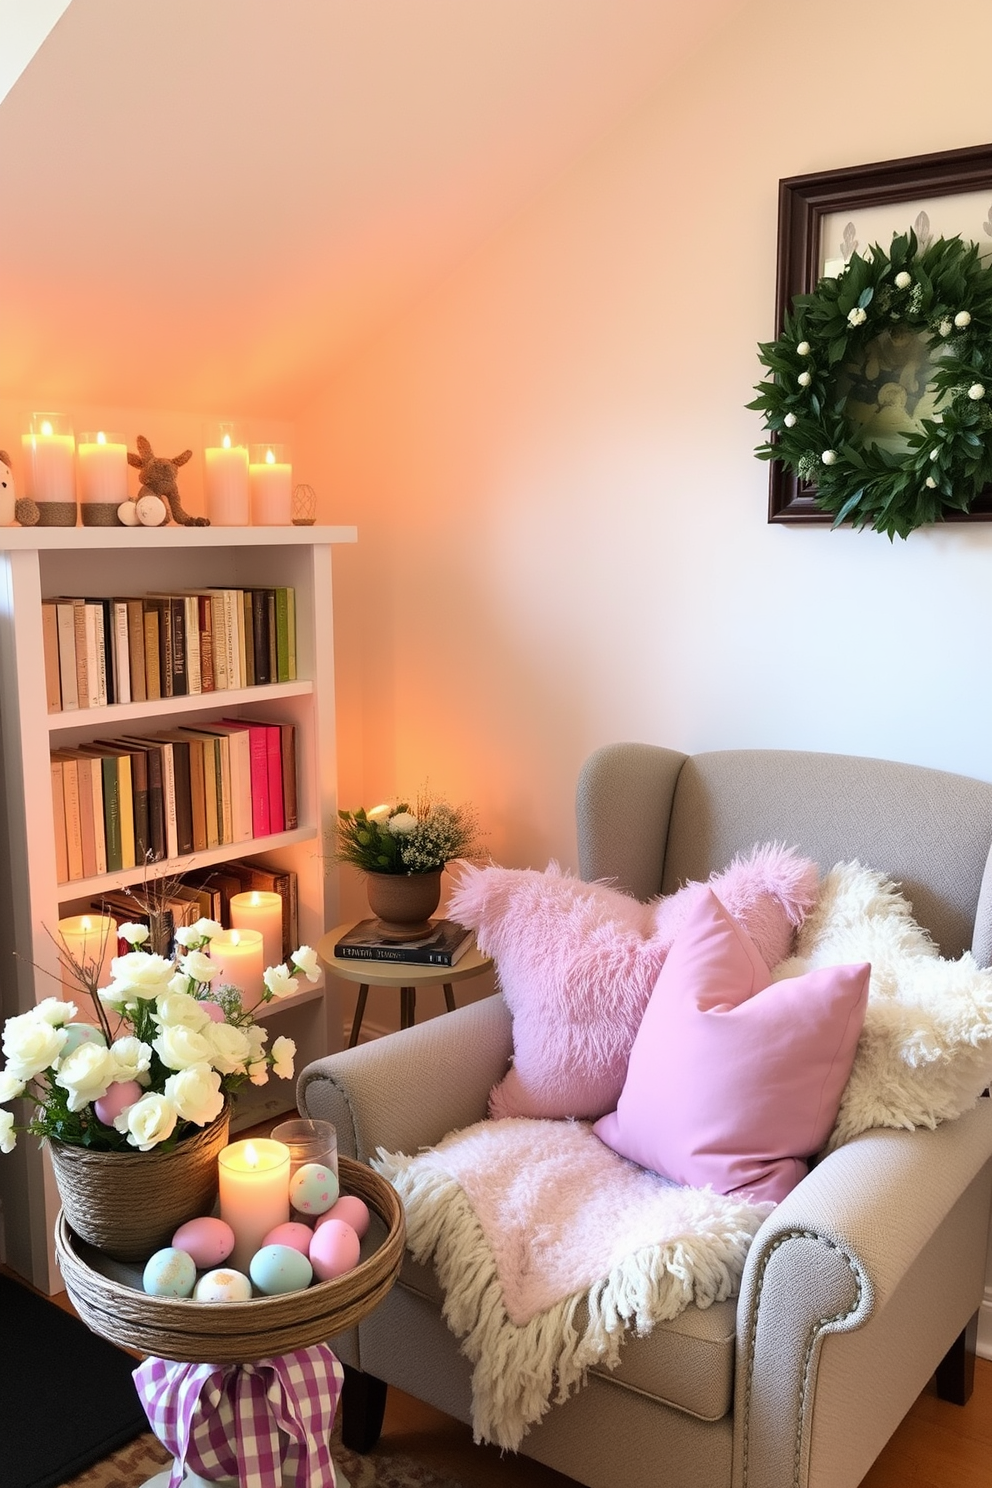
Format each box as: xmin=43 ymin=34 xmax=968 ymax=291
xmin=97 ymin=860 xmax=299 ymax=963
xmin=51 ymin=716 xmax=298 ymax=884
xmin=42 ymin=586 xmax=298 ymax=712
xmin=334 ymin=918 xmax=475 ymax=967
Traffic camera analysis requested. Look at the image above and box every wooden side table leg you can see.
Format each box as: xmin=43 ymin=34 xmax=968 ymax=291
xmin=443 ymin=982 xmax=457 ymax=1012
xmin=348 ymin=985 xmax=370 ymax=1048
xmin=400 ymin=987 xmax=416 ymax=1029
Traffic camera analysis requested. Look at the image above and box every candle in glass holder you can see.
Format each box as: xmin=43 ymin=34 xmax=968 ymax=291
xmin=78 ymin=431 xmax=128 ymax=524
xmin=230 ymin=890 xmax=283 ymax=972
xmin=22 ymin=413 xmax=76 ymax=525
xmin=218 ymin=1137 xmax=291 ymax=1274
xmin=56 ymin=913 xmax=118 ymax=1000
xmin=207 ymin=927 xmax=264 ymax=999
xmin=204 ymin=422 xmax=249 ymax=526
xmin=249 ymin=444 xmax=292 ymax=525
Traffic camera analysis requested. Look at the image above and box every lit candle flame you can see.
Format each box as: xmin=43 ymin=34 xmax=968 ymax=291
xmin=81 ymin=915 xmax=92 ymax=932
xmin=41 ymin=420 xmax=53 ymax=437
xmin=222 ymin=433 xmax=232 ymax=449
xmin=265 ymin=448 xmax=275 ymax=464
xmin=96 ymin=431 xmax=106 ymax=445
xmin=230 ymin=929 xmax=241 ymax=945
xmin=244 ymin=1142 xmax=259 ymax=1169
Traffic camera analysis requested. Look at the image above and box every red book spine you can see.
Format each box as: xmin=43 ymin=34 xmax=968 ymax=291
xmin=247 ymin=727 xmax=270 ymax=836
xmin=265 ymin=725 xmax=284 ymax=833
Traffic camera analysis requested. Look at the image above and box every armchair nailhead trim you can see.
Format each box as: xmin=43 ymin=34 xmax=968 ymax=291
xmin=740 ymin=1230 xmax=865 ymax=1488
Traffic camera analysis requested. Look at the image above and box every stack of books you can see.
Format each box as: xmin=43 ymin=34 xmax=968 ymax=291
xmin=51 ymin=717 xmax=298 ymax=883
xmin=41 ymin=586 xmax=297 ymax=712
xmin=333 ymin=918 xmax=474 ymax=967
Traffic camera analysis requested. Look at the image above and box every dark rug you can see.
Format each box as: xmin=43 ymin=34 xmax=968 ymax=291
xmin=1 ymin=1272 xmax=149 ymax=1488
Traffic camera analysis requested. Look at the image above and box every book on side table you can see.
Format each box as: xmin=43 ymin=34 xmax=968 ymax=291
xmin=334 ymin=918 xmax=474 ymax=967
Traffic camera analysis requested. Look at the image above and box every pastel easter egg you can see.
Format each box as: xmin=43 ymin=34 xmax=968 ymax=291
xmin=199 ymin=1000 xmax=226 ymax=1023
xmin=250 ymin=1243 xmax=313 ymax=1296
xmin=193 ymin=1268 xmax=252 ymax=1303
xmin=143 ymin=1247 xmax=196 ymax=1298
xmin=315 ymin=1195 xmax=370 ymax=1239
xmin=94 ymin=1079 xmax=143 ymax=1126
xmin=289 ymin=1161 xmax=339 ymax=1216
xmin=61 ymin=1023 xmax=107 ymax=1058
xmin=309 ymin=1219 xmax=360 ymax=1282
xmin=262 ymin=1221 xmax=314 ymax=1256
xmin=172 ymin=1216 xmax=235 ymax=1269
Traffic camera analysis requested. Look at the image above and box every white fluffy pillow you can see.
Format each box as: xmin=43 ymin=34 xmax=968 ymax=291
xmin=773 ymin=861 xmax=992 ymax=1151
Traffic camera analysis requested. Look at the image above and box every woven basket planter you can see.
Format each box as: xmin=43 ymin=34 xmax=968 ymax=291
xmin=48 ymin=1106 xmax=231 ymax=1264
xmin=55 ymin=1156 xmax=406 ymax=1363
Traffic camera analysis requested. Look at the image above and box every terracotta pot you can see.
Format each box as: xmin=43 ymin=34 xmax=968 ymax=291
xmin=365 ymin=869 xmax=443 ymax=941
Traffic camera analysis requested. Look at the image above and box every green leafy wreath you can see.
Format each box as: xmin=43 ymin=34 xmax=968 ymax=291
xmin=748 ymin=231 xmax=992 ymax=539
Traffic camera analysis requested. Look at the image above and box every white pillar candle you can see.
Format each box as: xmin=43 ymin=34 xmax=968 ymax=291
xmin=204 ymin=429 xmax=249 ymax=526
xmin=249 ymin=445 xmax=292 ymax=525
xmin=78 ymin=431 xmax=128 ymax=514
xmin=22 ymin=414 xmax=76 ymax=523
xmin=230 ymin=890 xmax=283 ymax=972
xmin=218 ymin=1137 xmax=291 ymax=1274
xmin=56 ymin=913 xmax=118 ymax=1001
xmin=207 ymin=927 xmax=264 ymax=1000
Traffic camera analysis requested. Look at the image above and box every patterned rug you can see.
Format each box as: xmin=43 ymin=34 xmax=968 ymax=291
xmin=62 ymin=1428 xmax=465 ymax=1488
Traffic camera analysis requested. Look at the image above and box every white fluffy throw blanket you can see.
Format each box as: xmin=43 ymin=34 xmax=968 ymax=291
xmin=374 ymin=1118 xmax=770 ymax=1450
xmin=776 ymin=861 xmax=992 ymax=1151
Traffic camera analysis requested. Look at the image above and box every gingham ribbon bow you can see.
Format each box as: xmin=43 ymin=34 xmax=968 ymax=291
xmin=134 ymin=1345 xmax=343 ymax=1488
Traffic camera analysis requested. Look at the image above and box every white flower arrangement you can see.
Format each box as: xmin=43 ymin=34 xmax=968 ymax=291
xmin=0 ymin=919 xmax=318 ymax=1154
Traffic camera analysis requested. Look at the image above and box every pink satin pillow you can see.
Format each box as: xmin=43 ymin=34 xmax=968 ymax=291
xmin=593 ymin=888 xmax=870 ymax=1203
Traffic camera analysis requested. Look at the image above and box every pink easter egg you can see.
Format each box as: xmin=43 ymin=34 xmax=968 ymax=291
xmin=315 ymin=1195 xmax=370 ymax=1239
xmin=172 ymin=1216 xmax=236 ymax=1269
xmin=93 ymin=1079 xmax=143 ymax=1126
xmin=200 ymin=1001 xmax=227 ymax=1023
xmin=309 ymin=1218 xmax=361 ymax=1281
xmin=262 ymin=1221 xmax=314 ymax=1256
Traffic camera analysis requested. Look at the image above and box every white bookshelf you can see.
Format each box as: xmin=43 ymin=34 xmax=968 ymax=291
xmin=0 ymin=525 xmax=356 ymax=1292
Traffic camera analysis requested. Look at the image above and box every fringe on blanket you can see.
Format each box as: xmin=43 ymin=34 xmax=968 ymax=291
xmin=374 ymin=1149 xmax=758 ymax=1452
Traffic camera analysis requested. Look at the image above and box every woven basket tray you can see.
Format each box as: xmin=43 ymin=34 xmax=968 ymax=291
xmin=55 ymin=1156 xmax=405 ymax=1363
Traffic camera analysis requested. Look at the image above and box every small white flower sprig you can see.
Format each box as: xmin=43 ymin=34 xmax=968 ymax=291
xmin=0 ymin=918 xmax=320 ymax=1155
xmin=748 ymin=230 xmax=992 ymax=539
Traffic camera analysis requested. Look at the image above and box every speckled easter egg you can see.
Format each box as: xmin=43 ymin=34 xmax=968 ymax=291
xmin=308 ymin=1219 xmax=360 ymax=1281
xmin=61 ymin=1023 xmax=107 ymax=1058
xmin=250 ymin=1243 xmax=313 ymax=1296
xmin=143 ymin=1247 xmax=196 ymax=1298
xmin=314 ymin=1195 xmax=370 ymax=1239
xmin=172 ymin=1216 xmax=236 ymax=1269
xmin=289 ymin=1161 xmax=339 ymax=1216
xmin=262 ymin=1221 xmax=314 ymax=1256
xmin=93 ymin=1079 xmax=143 ymax=1126
xmin=193 ymin=1268 xmax=253 ymax=1303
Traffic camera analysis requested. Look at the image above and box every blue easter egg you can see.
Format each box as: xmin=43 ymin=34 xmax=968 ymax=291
xmin=249 ymin=1243 xmax=313 ymax=1296
xmin=143 ymin=1246 xmax=196 ymax=1298
xmin=61 ymin=1023 xmax=107 ymax=1057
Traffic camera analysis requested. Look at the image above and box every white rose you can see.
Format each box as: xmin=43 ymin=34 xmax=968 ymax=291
xmin=179 ymin=949 xmax=218 ymax=985
xmin=263 ymin=965 xmax=300 ymax=1000
xmin=955 ymin=310 xmax=972 ymax=328
xmin=34 ymin=997 xmax=77 ymax=1027
xmin=968 ymin=383 xmax=985 ymax=400
xmin=205 ymin=1022 xmax=253 ymax=1075
xmin=114 ymin=1092 xmax=178 ymax=1151
xmin=783 ymin=412 xmax=797 ymax=428
xmin=925 ymin=476 xmax=937 ymax=489
xmin=98 ymin=982 xmax=127 ymax=1012
xmin=110 ymin=951 xmax=174 ymax=999
xmin=271 ymin=1036 xmax=296 ymax=1081
xmin=118 ymin=922 xmax=149 ymax=947
xmin=797 ymin=371 xmax=812 ymax=387
xmin=153 ymin=1024 xmax=214 ymax=1072
xmin=939 ymin=319 xmax=953 ymax=337
xmin=0 ymin=1071 xmax=25 ymax=1101
xmin=291 ymin=946 xmax=321 ymax=983
xmin=366 ymin=803 xmax=393 ymax=824
xmin=0 ymin=1109 xmax=15 ymax=1153
xmin=163 ymin=1065 xmax=224 ymax=1125
xmin=796 ymin=341 xmax=811 ymax=356
xmin=248 ymin=1061 xmax=269 ymax=1086
xmin=154 ymin=991 xmax=212 ymax=1032
xmin=2 ymin=1012 xmax=68 ymax=1081
xmin=109 ymin=1036 xmax=152 ymax=1084
xmin=55 ymin=1042 xmax=117 ymax=1113
xmin=894 ymin=271 xmax=912 ymax=289
xmin=821 ymin=450 xmax=838 ymax=466
xmin=847 ymin=306 xmax=867 ymax=327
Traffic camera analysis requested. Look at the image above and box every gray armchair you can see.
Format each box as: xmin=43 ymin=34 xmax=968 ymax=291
xmin=299 ymin=744 xmax=992 ymax=1488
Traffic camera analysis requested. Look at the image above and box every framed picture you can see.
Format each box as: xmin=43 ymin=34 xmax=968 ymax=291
xmin=767 ymin=142 xmax=992 ymax=524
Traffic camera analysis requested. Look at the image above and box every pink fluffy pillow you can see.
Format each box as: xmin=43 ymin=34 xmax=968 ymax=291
xmin=447 ymin=845 xmax=819 ymax=1121
xmin=593 ymin=888 xmax=870 ymax=1203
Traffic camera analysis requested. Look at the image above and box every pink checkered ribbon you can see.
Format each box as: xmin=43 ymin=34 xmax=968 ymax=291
xmin=133 ymin=1345 xmax=343 ymax=1488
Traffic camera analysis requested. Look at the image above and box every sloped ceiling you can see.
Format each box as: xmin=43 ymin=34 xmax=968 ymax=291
xmin=0 ymin=0 xmax=740 ymax=417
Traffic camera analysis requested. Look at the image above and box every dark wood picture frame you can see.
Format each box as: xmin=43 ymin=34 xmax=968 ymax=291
xmin=767 ymin=142 xmax=992 ymax=524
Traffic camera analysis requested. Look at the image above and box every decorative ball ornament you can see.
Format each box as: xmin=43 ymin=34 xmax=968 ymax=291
xmin=749 ymin=230 xmax=992 ymax=538
xmin=117 ymin=499 xmax=140 ymax=526
xmin=135 ymin=493 xmax=168 ymax=526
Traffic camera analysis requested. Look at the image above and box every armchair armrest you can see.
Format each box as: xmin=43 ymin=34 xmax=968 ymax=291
xmin=732 ymin=1099 xmax=992 ymax=1488
xmin=297 ymin=994 xmax=513 ymax=1163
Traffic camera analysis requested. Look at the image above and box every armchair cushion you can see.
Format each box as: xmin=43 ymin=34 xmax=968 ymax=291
xmin=593 ymin=888 xmax=870 ymax=1202
xmin=447 ymin=845 xmax=818 ymax=1121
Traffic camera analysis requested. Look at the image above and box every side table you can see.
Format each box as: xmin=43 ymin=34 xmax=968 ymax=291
xmin=317 ymin=923 xmax=494 ymax=1047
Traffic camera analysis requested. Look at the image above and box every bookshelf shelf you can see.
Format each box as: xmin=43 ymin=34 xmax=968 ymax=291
xmin=0 ymin=525 xmax=356 ymax=1292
